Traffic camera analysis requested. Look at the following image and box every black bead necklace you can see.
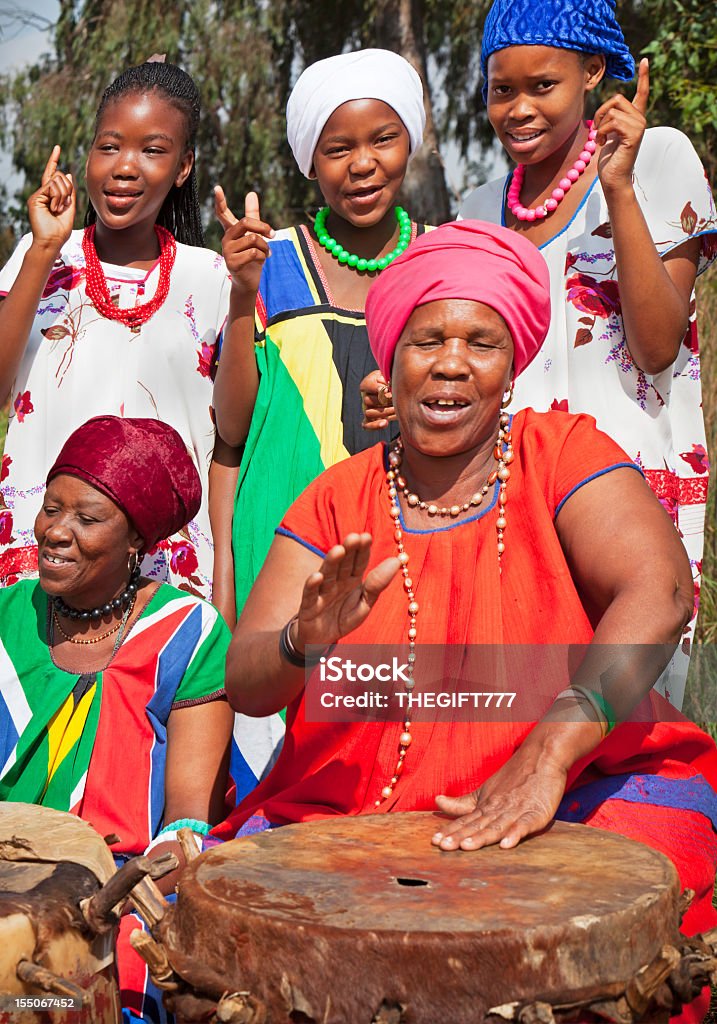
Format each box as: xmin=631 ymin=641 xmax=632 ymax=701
xmin=53 ymin=564 xmax=141 ymax=623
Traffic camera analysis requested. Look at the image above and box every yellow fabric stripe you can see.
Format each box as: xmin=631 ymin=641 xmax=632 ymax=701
xmin=44 ymin=683 xmax=97 ymax=795
xmin=273 ymin=312 xmax=352 ymax=469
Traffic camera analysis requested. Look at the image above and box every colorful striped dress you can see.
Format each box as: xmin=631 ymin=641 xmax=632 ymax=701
xmin=231 ymin=222 xmax=429 ymax=616
xmin=0 ymin=579 xmax=229 ymax=856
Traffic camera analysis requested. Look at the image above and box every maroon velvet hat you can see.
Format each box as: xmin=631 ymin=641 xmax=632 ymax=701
xmin=47 ymin=416 xmax=201 ymax=550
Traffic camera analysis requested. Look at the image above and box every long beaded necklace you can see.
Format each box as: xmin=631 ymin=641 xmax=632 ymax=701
xmin=82 ymin=224 xmax=176 ymax=329
xmin=376 ymin=413 xmax=513 ymax=807
xmin=507 ymin=121 xmax=598 ymax=222
xmin=313 ymin=205 xmax=412 ymax=273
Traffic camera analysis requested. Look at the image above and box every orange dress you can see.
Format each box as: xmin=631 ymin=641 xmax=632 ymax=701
xmin=216 ymin=410 xmax=717 ymax=1009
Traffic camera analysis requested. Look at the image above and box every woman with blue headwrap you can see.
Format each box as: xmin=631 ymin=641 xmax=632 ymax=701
xmin=460 ymin=0 xmax=717 ymax=711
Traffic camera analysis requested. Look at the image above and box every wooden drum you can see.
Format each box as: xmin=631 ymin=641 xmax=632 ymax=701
xmin=139 ymin=814 xmax=717 ymax=1024
xmin=0 ymin=803 xmax=121 ymax=1024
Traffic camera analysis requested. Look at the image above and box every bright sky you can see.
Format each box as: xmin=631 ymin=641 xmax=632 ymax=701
xmin=0 ymin=1 xmax=59 ymax=213
xmin=0 ymin=0 xmax=58 ymax=70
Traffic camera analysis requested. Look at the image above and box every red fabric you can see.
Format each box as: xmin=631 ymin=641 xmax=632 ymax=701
xmin=584 ymin=803 xmax=717 ymax=1024
xmin=213 ymin=408 xmax=717 ymax=1023
xmin=217 ymin=409 xmax=717 ymax=838
xmin=47 ymin=415 xmax=201 ymax=550
xmin=365 ymin=219 xmax=551 ymax=380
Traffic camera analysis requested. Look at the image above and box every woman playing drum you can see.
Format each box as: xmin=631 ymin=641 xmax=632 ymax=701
xmin=216 ymin=221 xmax=717 ymax=1023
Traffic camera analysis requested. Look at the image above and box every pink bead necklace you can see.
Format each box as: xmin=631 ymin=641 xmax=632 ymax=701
xmin=507 ymin=121 xmax=598 ymax=222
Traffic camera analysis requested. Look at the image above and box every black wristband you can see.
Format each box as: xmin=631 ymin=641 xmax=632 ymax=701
xmin=278 ymin=615 xmax=326 ymax=668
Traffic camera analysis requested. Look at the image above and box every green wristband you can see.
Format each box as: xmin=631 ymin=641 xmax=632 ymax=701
xmin=589 ymin=691 xmax=617 ymax=735
xmin=159 ymin=818 xmax=211 ymax=836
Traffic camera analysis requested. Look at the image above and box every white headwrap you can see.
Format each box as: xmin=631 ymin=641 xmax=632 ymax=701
xmin=286 ymin=49 xmax=426 ymax=178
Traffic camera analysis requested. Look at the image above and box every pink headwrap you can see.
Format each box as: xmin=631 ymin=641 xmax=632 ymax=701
xmin=47 ymin=416 xmax=201 ymax=551
xmin=365 ymin=220 xmax=551 ymax=380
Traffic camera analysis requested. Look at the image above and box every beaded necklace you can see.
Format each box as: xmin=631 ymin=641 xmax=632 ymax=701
xmin=507 ymin=121 xmax=598 ymax=222
xmin=313 ymin=206 xmax=412 ymax=273
xmin=376 ymin=414 xmax=513 ymax=807
xmin=82 ymin=224 xmax=176 ymax=328
xmin=52 ymin=593 xmax=136 ymax=646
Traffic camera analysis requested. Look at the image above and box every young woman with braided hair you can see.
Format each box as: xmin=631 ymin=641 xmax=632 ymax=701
xmin=0 ymin=60 xmax=234 ymax=602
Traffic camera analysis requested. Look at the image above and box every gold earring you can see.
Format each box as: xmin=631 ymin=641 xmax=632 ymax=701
xmin=501 ymin=381 xmax=514 ymax=408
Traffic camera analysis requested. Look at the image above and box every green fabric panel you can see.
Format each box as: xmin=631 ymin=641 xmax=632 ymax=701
xmin=173 ymin=604 xmax=231 ymax=705
xmin=233 ymin=333 xmax=325 ymax=615
xmin=0 ymin=581 xmax=101 ymax=809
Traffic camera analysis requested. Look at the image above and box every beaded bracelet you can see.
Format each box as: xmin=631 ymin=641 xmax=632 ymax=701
xmin=159 ymin=818 xmax=211 ymax=836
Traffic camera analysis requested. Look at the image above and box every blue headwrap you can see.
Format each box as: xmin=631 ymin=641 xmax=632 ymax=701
xmin=480 ymin=0 xmax=635 ymax=100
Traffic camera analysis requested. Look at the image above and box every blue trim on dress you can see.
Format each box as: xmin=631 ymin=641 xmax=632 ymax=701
xmin=656 ymin=227 xmax=717 ymax=277
xmin=275 ymin=526 xmax=327 ymax=559
xmin=500 ymin=172 xmax=601 ymax=250
xmin=382 ymin=429 xmax=507 ymax=535
xmin=554 ymin=462 xmax=642 ymax=518
xmin=556 ymin=772 xmax=717 ymax=829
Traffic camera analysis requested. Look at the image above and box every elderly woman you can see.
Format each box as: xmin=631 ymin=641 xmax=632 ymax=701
xmin=216 ymin=222 xmax=717 ymax=1020
xmin=0 ymin=415 xmax=233 ymax=859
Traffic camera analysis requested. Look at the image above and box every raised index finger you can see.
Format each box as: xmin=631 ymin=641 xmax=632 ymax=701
xmin=41 ymin=146 xmax=62 ymax=186
xmin=214 ymin=185 xmax=238 ymax=230
xmin=632 ymin=58 xmax=649 ymax=116
xmin=244 ymin=191 xmax=260 ymax=220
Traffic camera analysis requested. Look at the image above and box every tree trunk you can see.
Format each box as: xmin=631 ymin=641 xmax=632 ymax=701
xmin=373 ymin=0 xmax=452 ymax=225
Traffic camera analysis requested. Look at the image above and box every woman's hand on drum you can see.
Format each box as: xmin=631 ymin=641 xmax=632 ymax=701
xmin=214 ymin=187 xmax=274 ymax=298
xmin=28 ymin=146 xmax=76 ymax=254
xmin=360 ymin=370 xmax=396 ymax=431
xmin=293 ymin=533 xmax=400 ymax=651
xmin=432 ymin=744 xmax=569 ymax=852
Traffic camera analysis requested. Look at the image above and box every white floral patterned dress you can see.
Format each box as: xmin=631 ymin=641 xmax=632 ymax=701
xmin=460 ymin=127 xmax=717 ymax=708
xmin=0 ymin=229 xmax=230 ymax=599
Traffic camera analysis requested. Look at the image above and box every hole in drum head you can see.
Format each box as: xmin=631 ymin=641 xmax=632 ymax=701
xmin=396 ymin=876 xmax=429 ymax=887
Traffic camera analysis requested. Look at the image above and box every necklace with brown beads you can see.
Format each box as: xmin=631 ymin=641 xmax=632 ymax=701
xmin=375 ymin=413 xmax=513 ymax=807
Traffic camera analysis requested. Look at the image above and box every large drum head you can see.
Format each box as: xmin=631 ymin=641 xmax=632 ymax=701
xmin=161 ymin=815 xmax=682 ymax=1023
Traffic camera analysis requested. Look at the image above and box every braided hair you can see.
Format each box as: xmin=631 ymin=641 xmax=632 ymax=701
xmin=85 ymin=62 xmax=205 ymax=246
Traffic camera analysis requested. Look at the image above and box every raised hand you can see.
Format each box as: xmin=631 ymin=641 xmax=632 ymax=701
xmin=594 ymin=58 xmax=649 ymax=196
xmin=215 ymin=187 xmax=274 ymax=296
xmin=360 ymin=370 xmax=396 ymax=431
xmin=28 ymin=146 xmax=76 ymax=251
xmin=431 ymin=743 xmax=568 ymax=851
xmin=293 ymin=533 xmax=400 ymax=650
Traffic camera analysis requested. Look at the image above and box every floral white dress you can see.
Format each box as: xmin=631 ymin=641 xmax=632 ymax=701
xmin=0 ymin=229 xmax=230 ymax=599
xmin=461 ymin=127 xmax=717 ymax=708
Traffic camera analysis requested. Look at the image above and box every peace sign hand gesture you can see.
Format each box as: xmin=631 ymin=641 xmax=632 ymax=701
xmin=214 ymin=187 xmax=274 ymax=297
xmin=28 ymin=146 xmax=76 ymax=252
xmin=293 ymin=534 xmax=400 ymax=652
xmin=594 ymin=58 xmax=649 ymax=197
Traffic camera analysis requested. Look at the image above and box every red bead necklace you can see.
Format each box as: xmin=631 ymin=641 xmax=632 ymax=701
xmin=82 ymin=224 xmax=176 ymax=329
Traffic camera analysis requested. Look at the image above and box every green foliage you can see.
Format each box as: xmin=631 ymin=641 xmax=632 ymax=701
xmin=0 ymin=0 xmax=326 ymax=244
xmin=640 ymin=0 xmax=717 ymax=180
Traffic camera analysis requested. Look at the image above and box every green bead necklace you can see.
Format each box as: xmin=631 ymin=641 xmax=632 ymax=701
xmin=313 ymin=205 xmax=412 ymax=273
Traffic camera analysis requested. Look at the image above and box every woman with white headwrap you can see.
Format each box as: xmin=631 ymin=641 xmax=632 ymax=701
xmin=212 ymin=48 xmax=430 ymax=624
